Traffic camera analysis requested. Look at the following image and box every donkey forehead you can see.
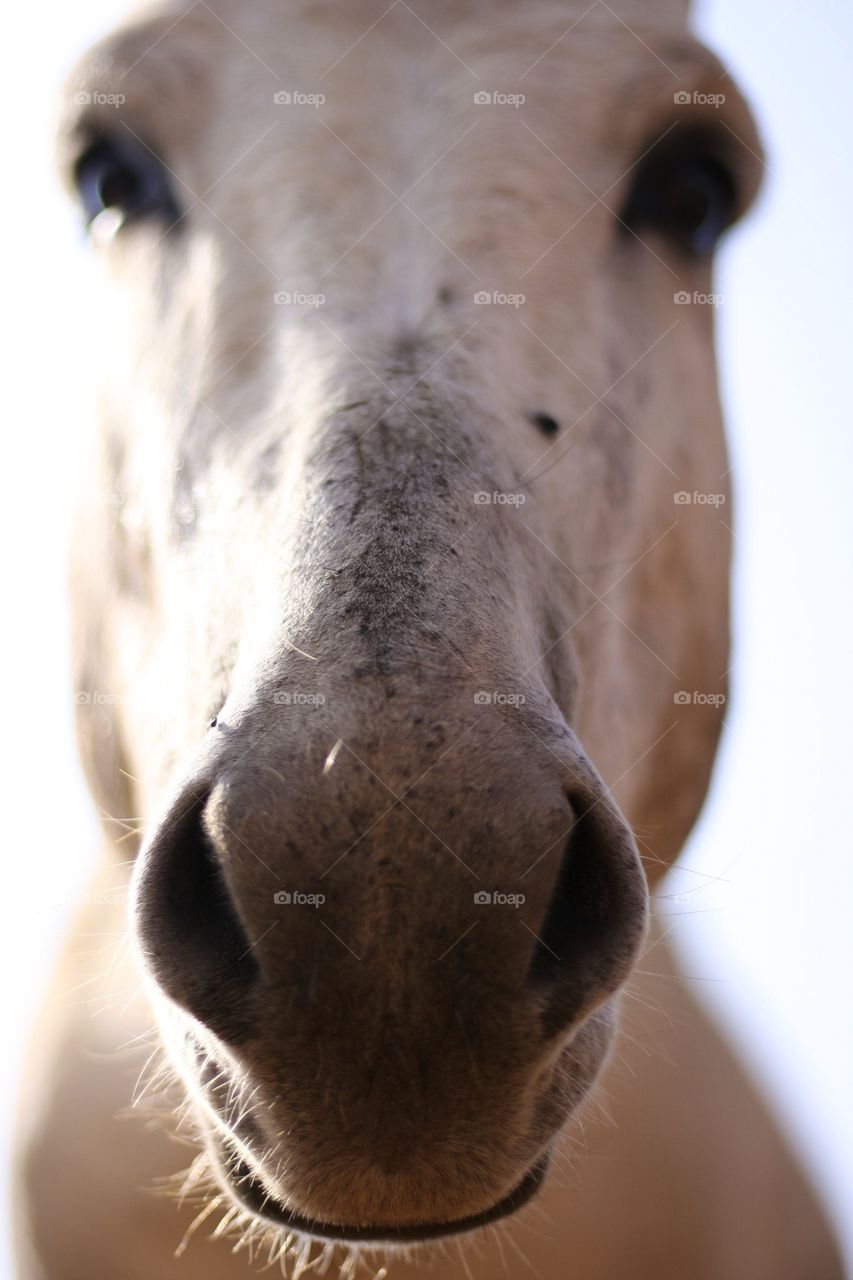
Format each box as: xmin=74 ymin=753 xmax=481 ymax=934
xmin=60 ymin=2 xmax=732 ymax=329
xmin=72 ymin=0 xmax=694 ymax=91
xmin=64 ymin=0 xmax=713 ymax=210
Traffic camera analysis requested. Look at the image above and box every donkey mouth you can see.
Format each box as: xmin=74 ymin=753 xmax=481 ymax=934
xmin=193 ymin=1042 xmax=552 ymax=1245
xmin=212 ymin=1136 xmax=550 ymax=1245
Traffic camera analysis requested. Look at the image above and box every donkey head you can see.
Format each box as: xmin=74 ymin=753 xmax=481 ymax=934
xmin=60 ymin=0 xmax=761 ymax=1244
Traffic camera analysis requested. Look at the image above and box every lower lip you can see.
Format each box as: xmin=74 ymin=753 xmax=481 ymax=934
xmin=215 ymin=1144 xmax=551 ymax=1245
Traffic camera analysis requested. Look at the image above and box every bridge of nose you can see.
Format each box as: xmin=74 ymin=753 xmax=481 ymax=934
xmin=194 ymin=377 xmax=577 ymax=1033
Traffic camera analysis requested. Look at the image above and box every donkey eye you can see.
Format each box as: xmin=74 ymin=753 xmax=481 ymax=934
xmin=620 ymin=131 xmax=738 ymax=257
xmin=73 ymin=134 xmax=181 ymax=237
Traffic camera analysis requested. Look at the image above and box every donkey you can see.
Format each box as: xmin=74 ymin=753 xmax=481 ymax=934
xmin=15 ymin=0 xmax=844 ymax=1277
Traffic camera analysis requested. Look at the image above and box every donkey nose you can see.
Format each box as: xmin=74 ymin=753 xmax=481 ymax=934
xmin=133 ymin=737 xmax=647 ymax=1051
xmin=132 ymin=724 xmax=648 ymax=1229
xmin=524 ymin=784 xmax=648 ymax=1038
xmin=132 ymin=788 xmax=263 ymax=1042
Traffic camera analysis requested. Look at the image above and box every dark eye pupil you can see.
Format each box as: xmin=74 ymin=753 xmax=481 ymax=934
xmin=621 ymin=130 xmax=738 ymax=256
xmin=660 ymin=157 xmax=736 ymax=254
xmin=73 ymin=135 xmax=180 ymax=234
xmin=97 ymin=165 xmax=140 ymax=211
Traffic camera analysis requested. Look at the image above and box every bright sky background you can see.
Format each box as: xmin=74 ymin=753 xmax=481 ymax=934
xmin=2 ymin=1 xmax=851 ymax=1276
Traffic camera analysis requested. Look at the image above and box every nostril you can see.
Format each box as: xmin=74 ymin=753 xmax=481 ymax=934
xmin=526 ymin=796 xmax=648 ymax=1038
xmin=134 ymin=790 xmax=260 ymax=1040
